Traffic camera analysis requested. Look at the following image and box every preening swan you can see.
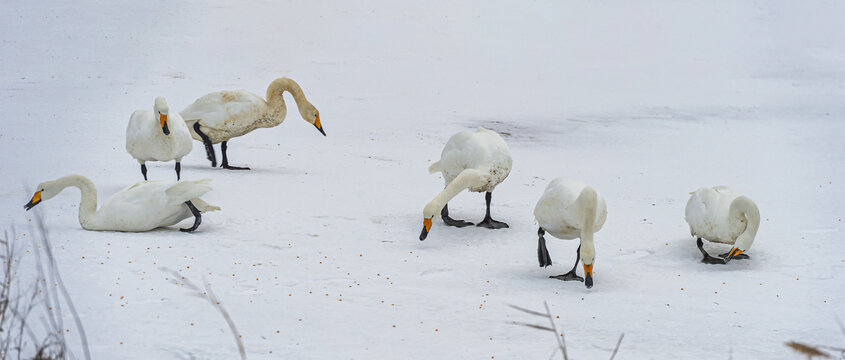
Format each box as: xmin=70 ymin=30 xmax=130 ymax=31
xmin=419 ymin=127 xmax=512 ymax=240
xmin=24 ymin=175 xmax=220 ymax=232
xmin=180 ymin=77 xmax=324 ymax=170
xmin=126 ymin=96 xmax=192 ymax=180
xmin=534 ymin=178 xmax=607 ymax=288
xmin=685 ymin=186 xmax=760 ymax=264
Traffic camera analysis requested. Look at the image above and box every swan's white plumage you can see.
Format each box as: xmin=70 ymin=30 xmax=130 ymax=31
xmin=433 ymin=127 xmax=512 ymax=192
xmin=423 ymin=127 xmax=512 ymax=220
xmin=180 ymin=78 xmax=320 ymax=144
xmin=534 ymin=178 xmax=607 ymax=241
xmin=685 ymin=186 xmax=760 ymax=251
xmin=30 ymin=175 xmax=219 ymax=232
xmin=126 ymin=97 xmax=192 ymax=164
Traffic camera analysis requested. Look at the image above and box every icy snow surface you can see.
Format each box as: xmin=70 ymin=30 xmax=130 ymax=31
xmin=1 ymin=1 xmax=844 ymax=358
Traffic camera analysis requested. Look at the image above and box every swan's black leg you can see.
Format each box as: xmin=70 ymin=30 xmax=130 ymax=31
xmin=180 ymin=200 xmax=202 ymax=232
xmin=441 ymin=204 xmax=473 ymax=227
xmin=550 ymin=245 xmax=584 ymax=282
xmin=175 ymin=161 xmax=181 ymax=181
xmin=141 ymin=164 xmax=148 ymax=180
xmin=193 ymin=122 xmax=217 ymax=167
xmin=719 ymin=251 xmax=750 ymax=259
xmin=538 ymin=228 xmax=552 ymax=267
xmin=221 ymin=141 xmax=250 ymax=170
xmin=476 ymin=192 xmax=509 ymax=229
xmin=697 ymin=238 xmax=724 ymax=264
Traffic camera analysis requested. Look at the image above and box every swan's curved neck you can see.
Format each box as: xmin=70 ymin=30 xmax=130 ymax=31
xmin=577 ymin=186 xmax=598 ymax=264
xmin=266 ymin=78 xmax=308 ymax=110
xmin=730 ymin=196 xmax=760 ymax=251
xmin=55 ymin=175 xmax=98 ymax=228
xmin=426 ymin=169 xmax=482 ymax=216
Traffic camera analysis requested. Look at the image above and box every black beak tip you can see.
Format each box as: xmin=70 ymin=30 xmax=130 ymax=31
xmin=24 ymin=202 xmax=34 ymax=211
xmin=585 ymin=274 xmax=593 ymax=289
xmin=419 ymin=228 xmax=428 ymax=241
xmin=163 ymin=126 xmax=171 ymax=135
xmin=318 ymin=127 xmax=326 ymax=136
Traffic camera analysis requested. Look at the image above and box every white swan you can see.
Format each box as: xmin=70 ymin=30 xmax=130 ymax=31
xmin=534 ymin=178 xmax=607 ymax=288
xmin=419 ymin=127 xmax=512 ymax=240
xmin=180 ymin=77 xmax=323 ymax=170
xmin=126 ymin=96 xmax=192 ymax=180
xmin=685 ymin=186 xmax=760 ymax=264
xmin=24 ymin=175 xmax=220 ymax=232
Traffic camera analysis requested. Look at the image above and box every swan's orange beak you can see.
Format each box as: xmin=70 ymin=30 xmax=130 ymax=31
xmin=24 ymin=190 xmax=42 ymax=211
xmin=314 ymin=115 xmax=325 ymax=136
xmin=583 ymin=263 xmax=593 ymax=288
xmin=419 ymin=217 xmax=432 ymax=241
xmin=160 ymin=114 xmax=170 ymax=135
xmin=723 ymin=248 xmax=743 ymax=264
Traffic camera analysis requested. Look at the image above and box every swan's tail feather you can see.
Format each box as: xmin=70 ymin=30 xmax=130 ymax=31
xmin=190 ymin=198 xmax=221 ymax=213
xmin=428 ymin=161 xmax=441 ymax=174
xmin=166 ymin=179 xmax=213 ymax=205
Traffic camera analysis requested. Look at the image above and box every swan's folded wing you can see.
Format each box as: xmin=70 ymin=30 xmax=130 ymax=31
xmin=165 ymin=179 xmax=213 ymax=205
xmin=180 ymin=90 xmax=265 ymax=131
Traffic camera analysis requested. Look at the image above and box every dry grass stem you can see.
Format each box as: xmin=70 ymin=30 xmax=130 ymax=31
xmin=161 ymin=268 xmax=247 ymax=360
xmin=785 ymin=341 xmax=830 ymax=359
xmin=511 ymin=301 xmax=624 ymax=360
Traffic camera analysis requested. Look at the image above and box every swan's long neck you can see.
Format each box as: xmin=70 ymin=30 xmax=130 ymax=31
xmin=266 ymin=77 xmax=308 ymax=113
xmin=729 ymin=196 xmax=760 ymax=251
xmin=577 ymin=186 xmax=598 ymax=265
xmin=425 ymin=169 xmax=482 ymax=218
xmin=56 ymin=175 xmax=98 ymax=229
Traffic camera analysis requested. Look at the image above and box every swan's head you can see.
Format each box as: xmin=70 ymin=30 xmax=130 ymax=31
xmin=299 ymin=102 xmax=325 ymax=136
xmin=419 ymin=203 xmax=441 ymax=240
xmin=24 ymin=180 xmax=61 ymax=211
xmin=154 ymin=96 xmax=171 ymax=136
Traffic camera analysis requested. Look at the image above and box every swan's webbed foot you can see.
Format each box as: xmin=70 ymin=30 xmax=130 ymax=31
xmin=476 ymin=192 xmax=508 ymax=229
xmin=193 ymin=122 xmax=217 ymax=167
xmin=537 ymin=228 xmax=552 ymax=267
xmin=476 ymin=216 xmax=509 ymax=229
xmin=697 ymin=238 xmax=724 ymax=264
xmin=175 ymin=161 xmax=181 ymax=181
xmin=550 ymin=270 xmax=584 ymax=283
xmin=719 ymin=252 xmax=749 ymax=260
xmin=141 ymin=164 xmax=148 ymax=180
xmin=441 ymin=204 xmax=473 ymax=227
xmin=180 ymin=200 xmax=202 ymax=232
xmin=220 ymin=141 xmax=250 ymax=170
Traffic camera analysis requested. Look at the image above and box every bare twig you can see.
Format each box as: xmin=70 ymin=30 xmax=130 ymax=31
xmin=543 ymin=301 xmax=568 ymax=360
xmin=511 ymin=321 xmax=554 ymax=332
xmin=608 ymin=333 xmax=624 ymax=360
xmin=785 ymin=341 xmax=830 ymax=359
xmin=31 ymin=211 xmax=91 ymax=360
xmin=511 ymin=302 xmax=624 ymax=360
xmin=161 ymin=268 xmax=247 ymax=360
xmin=509 ymin=304 xmax=549 ymax=318
xmin=1 ymin=210 xmax=90 ymax=360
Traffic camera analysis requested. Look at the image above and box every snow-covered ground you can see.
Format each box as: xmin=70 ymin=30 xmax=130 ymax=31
xmin=2 ymin=0 xmax=844 ymax=358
